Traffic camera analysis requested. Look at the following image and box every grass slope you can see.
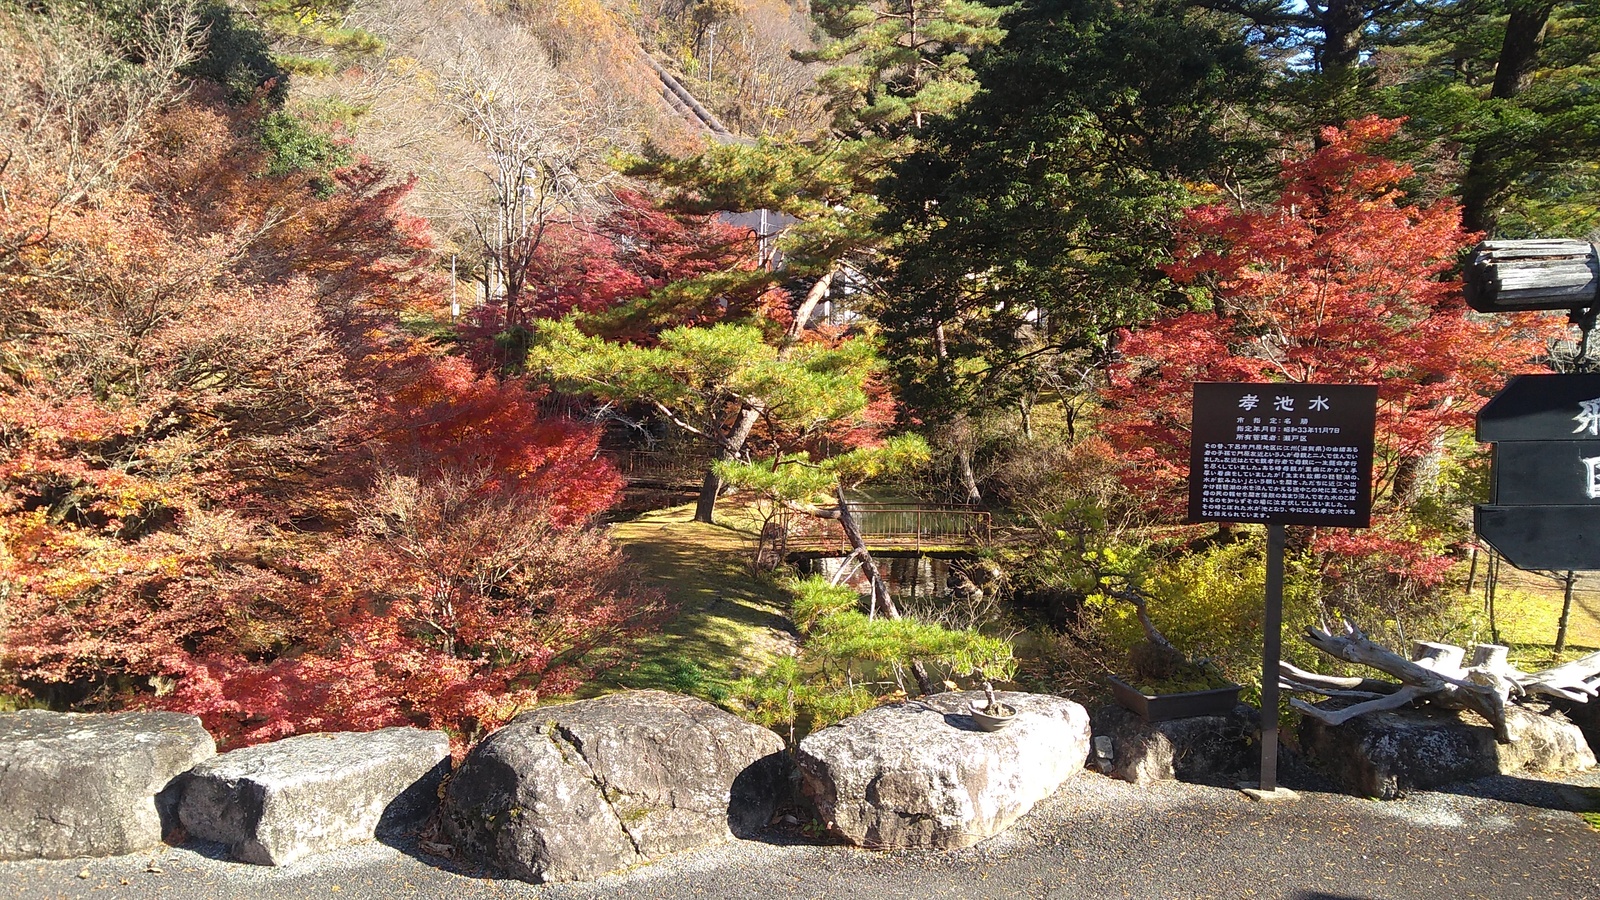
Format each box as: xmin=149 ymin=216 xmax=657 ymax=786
xmin=1481 ymin=566 xmax=1600 ymax=666
xmin=594 ymin=503 xmax=795 ymax=702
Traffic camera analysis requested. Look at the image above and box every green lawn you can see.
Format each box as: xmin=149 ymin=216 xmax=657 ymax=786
xmin=585 ymin=503 xmax=796 ymax=702
xmin=1478 ymin=566 xmax=1600 ymax=668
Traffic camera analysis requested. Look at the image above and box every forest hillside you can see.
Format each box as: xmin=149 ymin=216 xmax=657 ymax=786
xmin=1 ymin=0 xmax=1597 ymax=747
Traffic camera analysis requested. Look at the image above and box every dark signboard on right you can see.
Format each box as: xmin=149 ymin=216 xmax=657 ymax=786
xmin=1477 ymin=373 xmax=1600 ymax=570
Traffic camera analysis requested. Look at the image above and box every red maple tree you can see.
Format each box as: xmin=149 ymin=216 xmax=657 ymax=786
xmin=1102 ymin=117 xmax=1557 ymax=586
xmin=0 ymin=92 xmax=656 ymax=745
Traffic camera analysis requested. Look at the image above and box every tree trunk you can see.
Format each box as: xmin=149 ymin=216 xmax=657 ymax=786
xmin=1556 ymin=569 xmax=1576 ymax=658
xmin=693 ymin=466 xmax=723 ymax=524
xmin=929 ymin=322 xmax=982 ymax=505
xmin=694 ymin=407 xmax=762 ymax=523
xmin=955 ymin=443 xmax=981 ymax=505
xmin=1491 ymin=0 xmax=1558 ymax=100
xmin=1487 ymin=550 xmax=1501 ymax=645
xmin=1317 ymin=0 xmax=1366 ymax=78
xmin=834 ymin=486 xmax=936 ymax=694
xmin=1466 ymin=544 xmax=1479 ymax=596
xmin=693 ymin=269 xmax=837 ymax=524
xmin=1461 ymin=0 xmax=1557 ymax=234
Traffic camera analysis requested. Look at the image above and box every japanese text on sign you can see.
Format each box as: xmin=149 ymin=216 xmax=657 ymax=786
xmin=1189 ymin=383 xmax=1377 ymax=528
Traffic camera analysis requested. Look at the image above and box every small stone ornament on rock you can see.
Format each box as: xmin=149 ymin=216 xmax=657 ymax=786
xmin=967 ymin=682 xmax=1017 ymax=732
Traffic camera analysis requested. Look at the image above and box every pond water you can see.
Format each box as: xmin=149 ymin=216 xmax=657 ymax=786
xmin=795 ymin=554 xmax=956 ymax=603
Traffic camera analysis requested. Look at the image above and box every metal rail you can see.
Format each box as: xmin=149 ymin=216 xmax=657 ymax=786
xmin=778 ymin=504 xmax=992 ymax=552
xmin=602 ymin=450 xmax=707 ymax=485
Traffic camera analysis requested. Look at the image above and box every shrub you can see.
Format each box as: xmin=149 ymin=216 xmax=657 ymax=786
xmin=726 ymin=577 xmax=1014 ymax=745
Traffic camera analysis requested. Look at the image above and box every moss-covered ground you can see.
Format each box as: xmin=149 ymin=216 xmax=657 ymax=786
xmin=585 ymin=503 xmax=796 ymax=702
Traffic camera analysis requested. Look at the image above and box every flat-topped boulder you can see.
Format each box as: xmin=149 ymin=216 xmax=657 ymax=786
xmin=440 ymin=690 xmax=786 ymax=884
xmin=0 ymin=710 xmax=215 ymax=860
xmin=1092 ymin=703 xmax=1259 ymax=786
xmin=174 ymin=727 xmax=449 ymax=865
xmin=797 ymin=691 xmax=1090 ymax=850
xmin=1299 ymin=702 xmax=1595 ymax=799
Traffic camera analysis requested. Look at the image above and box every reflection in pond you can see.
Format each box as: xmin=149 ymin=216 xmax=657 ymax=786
xmin=796 ymin=554 xmax=953 ymax=603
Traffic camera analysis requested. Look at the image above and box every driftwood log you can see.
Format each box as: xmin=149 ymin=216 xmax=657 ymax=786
xmin=1279 ymin=620 xmax=1600 ymax=744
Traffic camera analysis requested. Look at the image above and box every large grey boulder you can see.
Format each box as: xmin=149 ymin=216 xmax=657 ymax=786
xmin=440 ymin=690 xmax=787 ymax=884
xmin=1092 ymin=703 xmax=1259 ymax=786
xmin=174 ymin=727 xmax=449 ymax=865
xmin=797 ymin=691 xmax=1090 ymax=850
xmin=1299 ymin=702 xmax=1595 ymax=799
xmin=0 ymin=710 xmax=215 ymax=860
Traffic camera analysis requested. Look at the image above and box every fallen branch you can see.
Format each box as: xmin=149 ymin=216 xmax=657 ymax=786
xmin=1524 ymin=650 xmax=1600 ymax=701
xmin=1278 ymin=661 xmax=1401 ymax=697
xmin=1290 ymin=685 xmax=1431 ymax=727
xmin=1291 ymin=620 xmax=1513 ymax=743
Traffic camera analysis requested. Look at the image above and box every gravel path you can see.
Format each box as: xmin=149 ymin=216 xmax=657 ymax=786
xmin=4 ymin=770 xmax=1597 ymax=900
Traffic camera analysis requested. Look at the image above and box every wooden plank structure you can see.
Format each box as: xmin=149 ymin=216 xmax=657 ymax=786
xmin=779 ymin=504 xmax=993 ymax=553
xmin=1465 ymin=239 xmax=1599 ymax=313
xmin=603 ymin=450 xmax=709 ymax=488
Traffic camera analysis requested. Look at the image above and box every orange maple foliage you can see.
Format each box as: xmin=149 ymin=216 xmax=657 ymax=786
xmin=0 ymin=92 xmax=655 ymax=745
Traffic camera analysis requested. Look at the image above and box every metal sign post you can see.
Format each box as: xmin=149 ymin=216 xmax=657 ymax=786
xmin=1189 ymin=383 xmax=1378 ymax=796
xmin=1260 ymin=523 xmax=1284 ymax=791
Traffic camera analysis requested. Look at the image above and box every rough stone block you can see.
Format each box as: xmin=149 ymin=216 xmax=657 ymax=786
xmin=1299 ymin=702 xmax=1595 ymax=799
xmin=1092 ymin=703 xmax=1259 ymax=785
xmin=440 ymin=691 xmax=787 ymax=884
xmin=797 ymin=691 xmax=1090 ymax=850
xmin=175 ymin=727 xmax=449 ymax=865
xmin=1551 ymin=698 xmax=1600 ymax=753
xmin=0 ymin=710 xmax=215 ymax=860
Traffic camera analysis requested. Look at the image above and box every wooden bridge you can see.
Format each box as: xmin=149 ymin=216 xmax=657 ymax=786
xmin=603 ymin=451 xmax=995 ymax=552
xmin=604 ymin=450 xmax=708 ymax=488
xmin=777 ymin=504 xmax=993 ymax=555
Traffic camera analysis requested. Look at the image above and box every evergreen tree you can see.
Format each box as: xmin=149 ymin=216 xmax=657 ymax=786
xmin=797 ymin=0 xmax=1008 ymax=138
xmin=522 ymin=318 xmax=888 ymax=522
xmin=1373 ymin=0 xmax=1600 ymax=236
xmin=872 ymin=0 xmax=1264 ymax=460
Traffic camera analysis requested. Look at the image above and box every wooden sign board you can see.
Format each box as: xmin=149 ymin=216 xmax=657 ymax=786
xmin=1490 ymin=441 xmax=1600 ymax=506
xmin=1476 ymin=373 xmax=1600 ymax=570
xmin=1475 ymin=505 xmax=1600 ymax=571
xmin=1188 ymin=383 xmax=1378 ymax=528
xmin=1477 ymin=373 xmax=1600 ymax=442
xmin=1464 ymin=240 xmax=1598 ymax=313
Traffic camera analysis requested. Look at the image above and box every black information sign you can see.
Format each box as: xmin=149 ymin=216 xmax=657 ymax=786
xmin=1476 ymin=373 xmax=1600 ymax=570
xmin=1189 ymin=383 xmax=1378 ymax=527
xmin=1478 ymin=373 xmax=1600 ymax=442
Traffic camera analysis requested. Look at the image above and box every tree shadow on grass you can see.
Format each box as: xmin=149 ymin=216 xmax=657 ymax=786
xmin=592 ymin=509 xmax=797 ymax=701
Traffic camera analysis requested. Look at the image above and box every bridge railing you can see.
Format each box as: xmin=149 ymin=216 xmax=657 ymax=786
xmin=602 ymin=450 xmax=708 ymax=484
xmin=778 ymin=504 xmax=992 ymax=552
